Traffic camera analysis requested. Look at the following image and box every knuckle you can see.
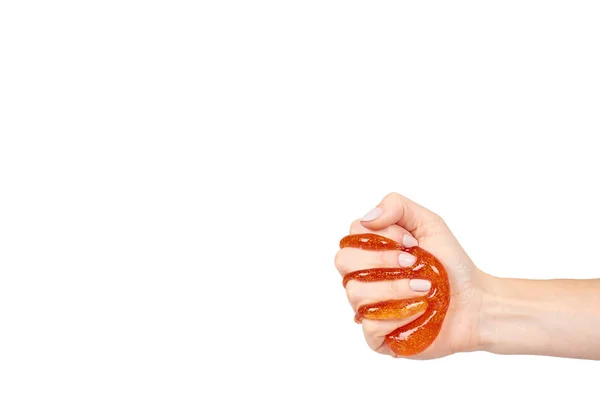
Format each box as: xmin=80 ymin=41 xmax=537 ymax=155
xmin=374 ymin=251 xmax=386 ymax=265
xmin=362 ymin=324 xmax=384 ymax=352
xmin=425 ymin=212 xmax=446 ymax=229
xmin=387 ymin=227 xmax=406 ymax=244
xmin=385 ymin=192 xmax=404 ymax=204
xmin=349 ymin=219 xmax=362 ymax=233
xmin=386 ymin=191 xmax=401 ymax=200
xmin=366 ymin=339 xmax=380 ymax=352
xmin=431 ymin=212 xmax=444 ymax=224
xmin=345 ymin=284 xmax=358 ymax=303
xmin=334 ymin=250 xmax=346 ymax=272
xmin=388 ymin=279 xmax=407 ymax=296
xmin=362 ymin=320 xmax=378 ymax=336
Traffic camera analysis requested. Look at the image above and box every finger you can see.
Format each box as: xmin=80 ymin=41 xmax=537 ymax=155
xmin=345 ymin=278 xmax=431 ymax=312
xmin=349 ymin=219 xmax=418 ymax=248
xmin=334 ymin=247 xmax=417 ymax=277
xmin=334 ymin=248 xmax=392 ymax=277
xmin=359 ymin=192 xmax=441 ymax=233
xmin=355 ymin=298 xmax=428 ymax=322
xmin=335 ymin=222 xmax=418 ymax=277
xmin=362 ymin=315 xmax=425 ymax=354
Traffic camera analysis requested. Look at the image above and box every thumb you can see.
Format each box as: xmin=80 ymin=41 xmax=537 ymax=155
xmin=360 ymin=192 xmax=441 ymax=234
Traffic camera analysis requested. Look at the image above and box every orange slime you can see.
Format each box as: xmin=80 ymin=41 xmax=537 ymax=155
xmin=339 ymin=233 xmax=450 ymax=356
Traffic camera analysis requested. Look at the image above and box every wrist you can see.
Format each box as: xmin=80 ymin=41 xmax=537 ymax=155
xmin=472 ymin=271 xmax=600 ymax=359
xmin=476 ymin=274 xmax=586 ymax=357
xmin=477 ymin=275 xmax=512 ymax=354
xmin=477 ymin=274 xmax=548 ymax=355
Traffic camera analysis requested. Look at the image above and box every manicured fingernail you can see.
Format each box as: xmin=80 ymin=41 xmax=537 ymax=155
xmin=402 ymin=234 xmax=418 ymax=248
xmin=361 ymin=207 xmax=383 ymax=222
xmin=398 ymin=252 xmax=417 ymax=267
xmin=409 ymin=279 xmax=431 ymax=292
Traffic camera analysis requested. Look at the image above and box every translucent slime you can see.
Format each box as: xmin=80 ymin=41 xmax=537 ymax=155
xmin=339 ymin=233 xmax=450 ymax=356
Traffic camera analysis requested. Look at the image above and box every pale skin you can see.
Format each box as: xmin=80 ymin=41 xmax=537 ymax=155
xmin=334 ymin=192 xmax=600 ymax=360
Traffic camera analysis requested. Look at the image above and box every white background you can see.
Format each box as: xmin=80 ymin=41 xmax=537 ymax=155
xmin=1 ymin=1 xmax=599 ymax=399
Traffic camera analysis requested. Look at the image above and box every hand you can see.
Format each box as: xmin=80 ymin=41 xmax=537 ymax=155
xmin=334 ymin=192 xmax=487 ymax=359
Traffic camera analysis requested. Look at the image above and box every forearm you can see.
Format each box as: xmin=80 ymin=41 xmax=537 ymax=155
xmin=479 ymin=275 xmax=600 ymax=359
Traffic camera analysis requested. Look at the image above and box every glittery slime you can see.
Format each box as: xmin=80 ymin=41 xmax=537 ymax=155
xmin=339 ymin=233 xmax=450 ymax=356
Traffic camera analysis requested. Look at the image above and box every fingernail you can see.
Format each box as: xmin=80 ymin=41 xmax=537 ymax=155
xmin=409 ymin=279 xmax=431 ymax=292
xmin=398 ymin=252 xmax=417 ymax=267
xmin=361 ymin=207 xmax=383 ymax=222
xmin=402 ymin=234 xmax=418 ymax=248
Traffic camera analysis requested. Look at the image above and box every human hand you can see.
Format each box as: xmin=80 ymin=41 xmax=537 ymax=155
xmin=334 ymin=192 xmax=487 ymax=359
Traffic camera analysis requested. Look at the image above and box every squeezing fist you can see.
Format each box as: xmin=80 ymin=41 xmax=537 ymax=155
xmin=334 ymin=193 xmax=486 ymax=359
